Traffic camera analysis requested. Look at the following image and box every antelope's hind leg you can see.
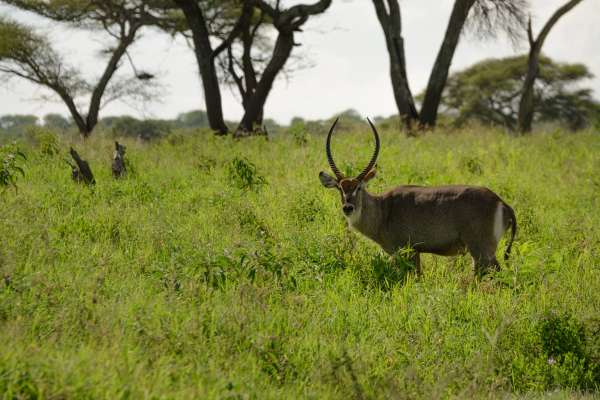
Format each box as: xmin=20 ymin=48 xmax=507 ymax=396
xmin=467 ymin=242 xmax=500 ymax=277
xmin=411 ymin=251 xmax=422 ymax=276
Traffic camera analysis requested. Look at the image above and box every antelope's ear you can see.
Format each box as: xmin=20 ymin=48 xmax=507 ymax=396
xmin=362 ymin=168 xmax=377 ymax=183
xmin=319 ymin=171 xmax=338 ymax=188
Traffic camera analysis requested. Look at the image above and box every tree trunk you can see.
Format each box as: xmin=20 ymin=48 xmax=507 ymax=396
xmin=175 ymin=0 xmax=229 ymax=135
xmin=69 ymin=147 xmax=95 ymax=185
xmin=53 ymin=86 xmax=92 ymax=138
xmin=419 ymin=0 xmax=475 ymax=127
xmin=517 ymin=47 xmax=539 ymax=133
xmin=233 ymin=0 xmax=331 ymax=136
xmin=372 ymin=0 xmax=418 ymax=129
xmin=86 ymin=33 xmax=136 ymax=135
xmin=236 ymin=32 xmax=295 ymax=135
xmin=242 ymin=19 xmax=263 ymax=127
xmin=517 ymin=0 xmax=584 ymax=134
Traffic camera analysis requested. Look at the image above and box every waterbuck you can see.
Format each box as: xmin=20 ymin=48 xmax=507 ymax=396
xmin=318 ymin=118 xmax=517 ymax=276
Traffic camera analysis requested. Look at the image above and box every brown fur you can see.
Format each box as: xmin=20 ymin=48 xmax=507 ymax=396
xmin=321 ymin=171 xmax=517 ymax=276
xmin=320 ymin=118 xmax=516 ymax=277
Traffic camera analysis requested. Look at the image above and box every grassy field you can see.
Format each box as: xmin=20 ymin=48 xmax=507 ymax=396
xmin=1 ymin=126 xmax=599 ymax=399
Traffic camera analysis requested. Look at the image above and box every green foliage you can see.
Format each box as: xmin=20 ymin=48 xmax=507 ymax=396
xmin=288 ymin=120 xmax=308 ymax=146
xmin=360 ymin=248 xmax=418 ymax=291
xmin=502 ymin=313 xmax=600 ymax=391
xmin=0 ymin=114 xmax=38 ymax=141
xmin=175 ymin=110 xmax=209 ymax=129
xmin=0 ymin=142 xmax=26 ymax=191
xmin=228 ymin=156 xmax=266 ymax=190
xmin=0 ymin=16 xmax=86 ymax=95
xmin=43 ymin=113 xmax=72 ymax=132
xmin=25 ymin=126 xmax=60 ymax=156
xmin=0 ymin=128 xmax=598 ymax=398
xmin=104 ymin=116 xmax=172 ymax=141
xmin=438 ymin=55 xmax=598 ymax=130
xmin=0 ymin=16 xmax=38 ymax=59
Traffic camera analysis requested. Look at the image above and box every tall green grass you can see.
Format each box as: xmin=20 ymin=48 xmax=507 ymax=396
xmin=0 ymin=127 xmax=599 ymax=398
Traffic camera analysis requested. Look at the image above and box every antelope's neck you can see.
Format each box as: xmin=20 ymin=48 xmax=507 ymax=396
xmin=347 ymin=190 xmax=383 ymax=241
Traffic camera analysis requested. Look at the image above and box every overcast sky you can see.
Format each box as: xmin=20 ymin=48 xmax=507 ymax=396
xmin=1 ymin=0 xmax=599 ymax=125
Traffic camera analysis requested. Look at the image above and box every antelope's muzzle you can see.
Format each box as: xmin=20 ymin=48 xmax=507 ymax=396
xmin=342 ymin=204 xmax=355 ymax=216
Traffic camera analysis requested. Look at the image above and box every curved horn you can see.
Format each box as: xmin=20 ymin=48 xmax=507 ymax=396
xmin=326 ymin=117 xmax=344 ymax=180
xmin=356 ymin=117 xmax=380 ymax=181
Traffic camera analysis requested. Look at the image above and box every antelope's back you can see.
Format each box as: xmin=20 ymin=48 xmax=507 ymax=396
xmin=380 ymin=184 xmax=502 ymax=240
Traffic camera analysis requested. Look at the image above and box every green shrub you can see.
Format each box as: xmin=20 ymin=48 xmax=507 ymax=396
xmin=506 ymin=313 xmax=600 ymax=391
xmin=361 ymin=247 xmax=418 ymax=291
xmin=288 ymin=120 xmax=308 ymax=146
xmin=228 ymin=156 xmax=266 ymax=191
xmin=25 ymin=126 xmax=60 ymax=156
xmin=0 ymin=142 xmax=26 ymax=191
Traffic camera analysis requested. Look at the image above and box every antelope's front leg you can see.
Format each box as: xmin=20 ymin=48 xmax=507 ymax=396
xmin=391 ymin=248 xmax=421 ymax=277
xmin=411 ymin=251 xmax=422 ymax=276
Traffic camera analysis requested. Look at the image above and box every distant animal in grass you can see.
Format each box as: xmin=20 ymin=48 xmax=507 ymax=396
xmin=112 ymin=141 xmax=126 ymax=178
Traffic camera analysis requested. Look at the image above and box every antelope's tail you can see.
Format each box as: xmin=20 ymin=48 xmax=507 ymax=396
xmin=503 ymin=203 xmax=517 ymax=261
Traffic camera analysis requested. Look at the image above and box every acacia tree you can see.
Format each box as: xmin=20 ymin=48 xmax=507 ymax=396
xmin=233 ymin=0 xmax=332 ymax=136
xmin=217 ymin=4 xmax=268 ymax=128
xmin=439 ymin=55 xmax=596 ymax=130
xmin=214 ymin=3 xmax=308 ymax=133
xmin=169 ymin=0 xmax=254 ymax=135
xmin=372 ymin=0 xmax=527 ymax=129
xmin=0 ymin=0 xmax=167 ymax=137
xmin=517 ymin=0 xmax=584 ymax=133
xmin=177 ymin=0 xmax=332 ymax=136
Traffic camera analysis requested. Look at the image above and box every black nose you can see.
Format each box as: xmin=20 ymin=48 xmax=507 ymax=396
xmin=343 ymin=204 xmax=354 ymax=215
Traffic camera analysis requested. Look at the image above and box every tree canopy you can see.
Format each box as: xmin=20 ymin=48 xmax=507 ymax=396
xmin=0 ymin=0 xmax=171 ymax=136
xmin=438 ymin=55 xmax=597 ymax=130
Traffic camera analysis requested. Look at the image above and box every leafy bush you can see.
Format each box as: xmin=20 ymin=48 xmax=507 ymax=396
xmin=288 ymin=120 xmax=308 ymax=146
xmin=361 ymin=247 xmax=419 ymax=291
xmin=228 ymin=156 xmax=266 ymax=191
xmin=505 ymin=313 xmax=600 ymax=391
xmin=25 ymin=126 xmax=59 ymax=156
xmin=0 ymin=142 xmax=26 ymax=191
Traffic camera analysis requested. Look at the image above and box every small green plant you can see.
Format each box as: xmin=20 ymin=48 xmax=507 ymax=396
xmin=361 ymin=247 xmax=418 ymax=291
xmin=195 ymin=156 xmax=217 ymax=173
xmin=238 ymin=207 xmax=270 ymax=238
xmin=254 ymin=336 xmax=297 ymax=384
xmin=228 ymin=156 xmax=266 ymax=191
xmin=26 ymin=126 xmax=60 ymax=156
xmin=166 ymin=132 xmax=186 ymax=146
xmin=0 ymin=143 xmax=27 ymax=191
xmin=460 ymin=155 xmax=483 ymax=175
xmin=288 ymin=121 xmax=308 ymax=146
xmin=291 ymin=197 xmax=323 ymax=223
xmin=507 ymin=313 xmax=600 ymax=390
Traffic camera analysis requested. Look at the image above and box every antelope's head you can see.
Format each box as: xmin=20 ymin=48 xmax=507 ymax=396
xmin=319 ymin=117 xmax=380 ymax=219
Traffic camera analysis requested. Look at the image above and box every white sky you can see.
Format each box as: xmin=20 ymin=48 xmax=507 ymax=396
xmin=1 ymin=0 xmax=599 ymax=125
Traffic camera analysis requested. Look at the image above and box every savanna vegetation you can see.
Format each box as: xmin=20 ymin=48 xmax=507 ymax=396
xmin=1 ymin=124 xmax=599 ymax=398
xmin=1 ymin=0 xmax=599 ymax=398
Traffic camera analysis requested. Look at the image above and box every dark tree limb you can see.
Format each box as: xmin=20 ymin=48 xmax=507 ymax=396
xmin=112 ymin=141 xmax=126 ymax=178
xmin=235 ymin=0 xmax=332 ymax=136
xmin=419 ymin=0 xmax=476 ymax=128
xmin=69 ymin=148 xmax=95 ymax=185
xmin=173 ymin=0 xmax=229 ymax=135
xmin=517 ymin=0 xmax=584 ymax=134
xmin=372 ymin=0 xmax=419 ymax=130
xmin=372 ymin=0 xmax=527 ymax=131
